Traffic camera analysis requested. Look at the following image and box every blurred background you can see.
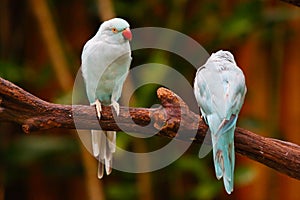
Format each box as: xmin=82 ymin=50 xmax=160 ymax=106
xmin=0 ymin=0 xmax=300 ymax=199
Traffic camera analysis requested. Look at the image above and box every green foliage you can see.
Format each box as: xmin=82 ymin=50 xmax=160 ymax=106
xmin=3 ymin=134 xmax=81 ymax=183
xmin=235 ymin=165 xmax=257 ymax=186
xmin=106 ymin=182 xmax=137 ymax=200
xmin=0 ymin=61 xmax=25 ymax=83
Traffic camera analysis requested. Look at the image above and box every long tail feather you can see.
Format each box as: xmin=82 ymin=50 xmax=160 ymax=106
xmin=105 ymin=131 xmax=116 ymax=175
xmin=106 ymin=131 xmax=116 ymax=153
xmin=212 ymin=116 xmax=237 ymax=194
xmin=97 ymin=158 xmax=104 ymax=179
xmin=91 ymin=130 xmax=116 ymax=178
xmin=91 ymin=130 xmax=100 ymax=157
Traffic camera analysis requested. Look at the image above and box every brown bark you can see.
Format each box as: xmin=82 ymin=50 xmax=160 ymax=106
xmin=280 ymin=0 xmax=300 ymax=7
xmin=1 ymin=77 xmax=300 ymax=180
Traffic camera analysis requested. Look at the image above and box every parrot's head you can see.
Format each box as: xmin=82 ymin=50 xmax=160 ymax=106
xmin=211 ymin=50 xmax=236 ymax=65
xmin=97 ymin=18 xmax=132 ymax=44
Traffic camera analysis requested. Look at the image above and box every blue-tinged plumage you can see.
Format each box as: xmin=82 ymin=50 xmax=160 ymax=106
xmin=81 ymin=18 xmax=132 ymax=178
xmin=194 ymin=50 xmax=246 ymax=194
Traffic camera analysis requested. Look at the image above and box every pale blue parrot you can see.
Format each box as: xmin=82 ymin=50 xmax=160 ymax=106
xmin=81 ymin=18 xmax=132 ymax=178
xmin=193 ymin=50 xmax=247 ymax=194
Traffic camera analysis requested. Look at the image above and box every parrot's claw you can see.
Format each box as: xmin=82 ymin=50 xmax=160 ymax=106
xmin=91 ymin=99 xmax=102 ymax=119
xmin=111 ymin=101 xmax=120 ymax=116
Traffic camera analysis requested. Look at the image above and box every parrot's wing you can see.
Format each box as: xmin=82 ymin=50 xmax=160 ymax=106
xmin=194 ymin=66 xmax=214 ymax=118
xmin=111 ymin=52 xmax=132 ymax=103
xmin=224 ymin=65 xmax=247 ymax=117
xmin=81 ymin=39 xmax=110 ymax=103
xmin=194 ymin=62 xmax=226 ymax=132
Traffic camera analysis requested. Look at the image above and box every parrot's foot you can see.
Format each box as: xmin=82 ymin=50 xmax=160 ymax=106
xmin=91 ymin=99 xmax=102 ymax=119
xmin=111 ymin=101 xmax=120 ymax=116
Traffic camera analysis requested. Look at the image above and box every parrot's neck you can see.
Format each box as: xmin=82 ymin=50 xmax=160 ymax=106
xmin=94 ymin=33 xmax=128 ymax=45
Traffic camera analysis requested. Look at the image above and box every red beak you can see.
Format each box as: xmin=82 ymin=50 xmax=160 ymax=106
xmin=122 ymin=28 xmax=132 ymax=41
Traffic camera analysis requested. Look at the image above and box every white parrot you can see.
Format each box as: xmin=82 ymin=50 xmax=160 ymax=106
xmin=81 ymin=18 xmax=132 ymax=178
xmin=194 ymin=50 xmax=247 ymax=194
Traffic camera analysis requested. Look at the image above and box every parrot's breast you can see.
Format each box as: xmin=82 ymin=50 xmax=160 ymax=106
xmin=94 ymin=51 xmax=131 ymax=104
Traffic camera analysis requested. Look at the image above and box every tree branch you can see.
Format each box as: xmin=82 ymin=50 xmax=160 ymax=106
xmin=1 ymin=77 xmax=300 ymax=180
xmin=280 ymin=0 xmax=300 ymax=7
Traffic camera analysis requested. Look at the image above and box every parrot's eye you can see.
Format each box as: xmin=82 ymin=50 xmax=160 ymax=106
xmin=111 ymin=28 xmax=118 ymax=33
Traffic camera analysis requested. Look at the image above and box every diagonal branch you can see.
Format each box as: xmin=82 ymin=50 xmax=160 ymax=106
xmin=0 ymin=77 xmax=300 ymax=180
xmin=280 ymin=0 xmax=300 ymax=7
